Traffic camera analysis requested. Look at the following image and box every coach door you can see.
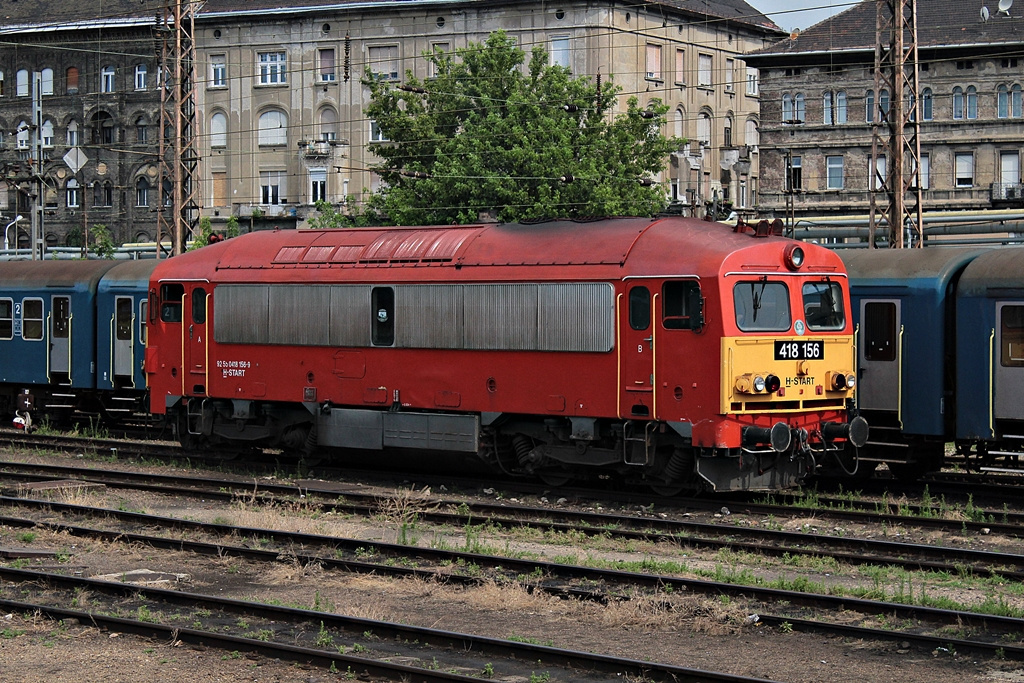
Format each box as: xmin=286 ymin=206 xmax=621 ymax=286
xmin=620 ymin=283 xmax=655 ymax=418
xmin=858 ymin=299 xmax=901 ymax=413
xmin=113 ymin=296 xmax=135 ymax=386
xmin=49 ymin=295 xmax=71 ymax=381
xmin=995 ymin=303 xmax=1024 ymax=420
xmin=184 ymin=285 xmax=210 ymax=393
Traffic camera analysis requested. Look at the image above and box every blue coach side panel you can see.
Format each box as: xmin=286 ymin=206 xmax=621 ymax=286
xmin=0 ymin=261 xmax=118 ymax=392
xmin=841 ymin=248 xmax=987 ymax=439
xmin=96 ymin=260 xmax=159 ymax=392
xmin=955 ymin=247 xmax=1024 ymax=441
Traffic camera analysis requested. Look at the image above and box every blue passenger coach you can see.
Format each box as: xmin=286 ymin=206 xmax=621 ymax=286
xmin=955 ymin=247 xmax=1024 ymax=462
xmin=839 ymin=248 xmax=988 ymax=477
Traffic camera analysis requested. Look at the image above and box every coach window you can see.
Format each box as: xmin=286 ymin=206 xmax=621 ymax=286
xmin=22 ymin=298 xmax=44 ymax=340
xmin=0 ymin=298 xmax=12 ymax=339
xmin=1001 ymin=305 xmax=1024 ymax=367
xmin=192 ymin=288 xmax=207 ymax=325
xmin=802 ymin=280 xmax=845 ymax=331
xmin=116 ymin=298 xmax=133 ymax=341
xmin=372 ymin=286 xmax=394 ymax=346
xmin=662 ymin=281 xmax=702 ymax=330
xmin=140 ymin=300 xmax=148 ymax=344
xmin=160 ymin=283 xmax=184 ymax=323
xmin=628 ymin=286 xmax=651 ymax=330
xmin=863 ymin=302 xmax=896 ymax=362
xmin=52 ymin=297 xmax=70 ymax=339
xmin=733 ymin=280 xmax=790 ymax=332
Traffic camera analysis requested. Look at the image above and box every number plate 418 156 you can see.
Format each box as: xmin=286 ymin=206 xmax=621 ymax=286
xmin=774 ymin=340 xmax=823 ymax=360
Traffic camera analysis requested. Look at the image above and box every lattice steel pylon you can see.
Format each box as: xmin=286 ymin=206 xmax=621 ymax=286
xmin=157 ymin=0 xmax=202 ymax=257
xmin=868 ymin=0 xmax=924 ymax=248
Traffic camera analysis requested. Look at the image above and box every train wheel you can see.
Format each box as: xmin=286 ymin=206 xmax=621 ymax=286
xmin=649 ymin=483 xmax=687 ymax=497
xmin=538 ymin=469 xmax=573 ymax=487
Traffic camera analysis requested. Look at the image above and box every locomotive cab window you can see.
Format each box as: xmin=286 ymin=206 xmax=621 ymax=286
xmin=628 ymin=286 xmax=651 ymax=330
xmin=662 ymin=281 xmax=702 ymax=330
xmin=192 ymin=288 xmax=207 ymax=325
xmin=1001 ymin=304 xmax=1024 ymax=367
xmin=22 ymin=298 xmax=44 ymax=340
xmin=160 ymin=283 xmax=184 ymax=323
xmin=802 ymin=280 xmax=845 ymax=331
xmin=372 ymin=286 xmax=394 ymax=346
xmin=0 ymin=298 xmax=12 ymax=340
xmin=863 ymin=301 xmax=897 ymax=362
xmin=733 ymin=280 xmax=790 ymax=332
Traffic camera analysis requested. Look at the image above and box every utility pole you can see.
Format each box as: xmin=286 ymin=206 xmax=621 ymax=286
xmin=157 ymin=0 xmax=202 ymax=257
xmin=868 ymin=0 xmax=924 ymax=248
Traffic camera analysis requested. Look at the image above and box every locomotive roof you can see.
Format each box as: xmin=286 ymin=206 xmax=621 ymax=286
xmin=839 ymin=247 xmax=991 ymax=287
xmin=957 ymin=247 xmax=1024 ymax=297
xmin=155 ymin=217 xmax=843 ymax=282
xmin=0 ymin=260 xmax=119 ymax=289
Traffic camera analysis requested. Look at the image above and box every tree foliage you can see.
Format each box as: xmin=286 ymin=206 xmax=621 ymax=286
xmin=363 ymin=31 xmax=682 ymax=225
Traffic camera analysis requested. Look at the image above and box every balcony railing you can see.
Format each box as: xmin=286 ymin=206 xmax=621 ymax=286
xmin=992 ymin=182 xmax=1024 ymax=201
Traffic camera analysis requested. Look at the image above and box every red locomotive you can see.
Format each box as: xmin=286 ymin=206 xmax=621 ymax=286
xmin=145 ymin=216 xmax=866 ymax=493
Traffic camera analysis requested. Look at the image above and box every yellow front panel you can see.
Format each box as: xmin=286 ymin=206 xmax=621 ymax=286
xmin=721 ymin=335 xmax=855 ymax=414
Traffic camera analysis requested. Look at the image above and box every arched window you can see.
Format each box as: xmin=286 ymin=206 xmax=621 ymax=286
xmin=16 ymin=69 xmax=29 ymax=96
xmin=210 ymin=112 xmax=227 ymax=147
xmin=782 ymin=93 xmax=793 ymax=122
xmin=66 ymin=178 xmax=80 ymax=208
xmin=866 ymin=90 xmax=875 ymax=123
xmin=15 ymin=120 xmax=29 ymax=149
xmin=674 ymin=108 xmax=684 ymax=139
xmin=835 ymin=91 xmax=847 ymax=123
xmin=966 ymin=85 xmax=978 ymax=119
xmin=723 ymin=115 xmax=733 ymax=147
xmin=318 ymin=108 xmax=337 ymax=141
xmin=1013 ymin=84 xmax=1023 ymax=118
xmin=66 ymin=67 xmax=79 ymax=94
xmin=794 ymin=93 xmax=805 ymax=123
xmin=697 ymin=111 xmax=711 ymax=145
xmin=823 ymin=91 xmax=832 ymax=124
xmin=67 ymin=120 xmax=79 ymax=146
xmin=135 ymin=116 xmax=148 ymax=143
xmin=999 ymin=84 xmax=1009 ymax=118
xmin=258 ymin=110 xmax=287 ymax=146
xmin=101 ymin=66 xmax=116 ymax=93
xmin=93 ymin=181 xmax=112 ymax=207
xmin=41 ymin=68 xmax=53 ymax=95
xmin=878 ymin=89 xmax=889 ymax=118
xmin=953 ymin=86 xmax=964 ymax=120
xmin=136 ymin=177 xmax=150 ymax=207
xmin=90 ymin=111 xmax=115 ymax=145
xmin=41 ymin=119 xmax=54 ymax=147
xmin=921 ymin=88 xmax=933 ymax=121
xmin=0 ymin=70 xmax=5 ymax=96
xmin=744 ymin=119 xmax=758 ymax=151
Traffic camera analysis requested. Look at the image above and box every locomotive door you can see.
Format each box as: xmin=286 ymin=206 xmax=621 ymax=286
xmin=995 ymin=302 xmax=1024 ymax=420
xmin=858 ymin=299 xmax=901 ymax=413
xmin=620 ymin=283 xmax=655 ymax=418
xmin=49 ymin=295 xmax=71 ymax=381
xmin=112 ymin=296 xmax=135 ymax=386
xmin=184 ymin=285 xmax=210 ymax=393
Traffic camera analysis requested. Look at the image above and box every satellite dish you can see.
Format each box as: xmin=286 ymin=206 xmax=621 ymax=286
xmin=998 ymin=0 xmax=1012 ymax=16
xmin=981 ymin=5 xmax=991 ymax=20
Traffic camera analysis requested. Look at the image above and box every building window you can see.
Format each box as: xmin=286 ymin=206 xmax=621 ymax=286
xmin=260 ymin=170 xmax=284 ymax=205
xmin=0 ymin=70 xmax=5 ymax=96
xmin=955 ymin=152 xmax=974 ymax=187
xmin=429 ymin=43 xmax=449 ymax=78
xmin=878 ymin=89 xmax=889 ymax=118
xmin=368 ymin=45 xmax=399 ymax=80
xmin=258 ymin=110 xmax=288 ymax=146
xmin=310 ymin=169 xmax=327 ymax=203
xmin=869 ymin=156 xmax=886 ymax=191
xmin=319 ymin=48 xmax=336 ymax=82
xmin=953 ymin=86 xmax=964 ymax=119
xmin=41 ymin=120 xmax=54 ymax=147
xmin=15 ymin=121 xmax=29 ymax=149
xmin=645 ymin=44 xmax=661 ymax=80
xmin=836 ymin=91 xmax=847 ymax=123
xmin=746 ymin=66 xmax=758 ymax=96
xmin=210 ymin=112 xmax=227 ymax=147
xmin=725 ymin=59 xmax=735 ymax=92
xmin=921 ymin=88 xmax=933 ymax=121
xmin=866 ymin=89 xmax=875 ymax=122
xmin=41 ymin=68 xmax=53 ymax=95
xmin=93 ymin=182 xmax=113 ymax=207
xmin=101 ymin=66 xmax=115 ymax=92
xmin=787 ymin=155 xmax=802 ymax=191
xmin=826 ymin=155 xmax=844 ymax=190
xmin=675 ymin=49 xmax=685 ymax=85
xmin=745 ymin=119 xmax=758 ymax=150
xmin=135 ymin=64 xmax=148 ymax=90
xmin=966 ymin=85 xmax=978 ymax=119
xmin=67 ymin=120 xmax=79 ymax=147
xmin=66 ymin=67 xmax=79 ymax=94
xmin=697 ymin=112 xmax=711 ymax=145
xmin=723 ymin=116 xmax=732 ymax=147
xmin=211 ymin=55 xmax=226 ymax=87
xmin=258 ymin=52 xmax=287 ymax=84
xmin=16 ymin=69 xmax=28 ymax=96
xmin=912 ymin=154 xmax=930 ymax=190
xmin=370 ymin=119 xmax=389 ymax=142
xmin=697 ymin=53 xmax=712 ymax=87
xmin=66 ymin=178 xmax=80 ymax=208
xmin=823 ymin=91 xmax=847 ymax=124
xmin=136 ymin=117 xmax=147 ymax=142
xmin=319 ymin=108 xmax=337 ymax=141
xmin=551 ymin=37 xmax=570 ymax=69
xmin=136 ymin=177 xmax=150 ymax=207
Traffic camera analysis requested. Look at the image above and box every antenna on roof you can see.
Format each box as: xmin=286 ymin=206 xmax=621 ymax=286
xmin=998 ymin=0 xmax=1012 ymax=16
xmin=981 ymin=4 xmax=991 ymax=20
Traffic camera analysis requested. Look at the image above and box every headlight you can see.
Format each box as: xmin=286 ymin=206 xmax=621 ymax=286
xmin=830 ymin=373 xmax=847 ymax=391
xmin=846 ymin=375 xmax=856 ymax=389
xmin=784 ymin=243 xmax=805 ymax=270
xmin=753 ymin=375 xmax=766 ymax=392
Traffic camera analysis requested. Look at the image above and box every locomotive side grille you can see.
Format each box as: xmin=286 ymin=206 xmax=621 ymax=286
xmin=271 ymin=285 xmax=330 ymax=345
xmin=397 ymin=285 xmax=464 ymax=348
xmin=538 ymin=283 xmax=614 ymax=352
xmin=214 ymin=285 xmax=269 ymax=344
xmin=329 ymin=285 xmax=370 ymax=346
xmin=464 ymin=284 xmax=538 ymax=350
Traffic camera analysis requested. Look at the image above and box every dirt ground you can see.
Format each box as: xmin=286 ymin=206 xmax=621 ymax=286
xmin=2 ymin=450 xmax=1024 ymax=682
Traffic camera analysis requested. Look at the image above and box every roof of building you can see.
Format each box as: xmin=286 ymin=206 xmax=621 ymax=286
xmin=0 ymin=0 xmax=781 ymax=33
xmin=747 ymin=0 xmax=1024 ymax=60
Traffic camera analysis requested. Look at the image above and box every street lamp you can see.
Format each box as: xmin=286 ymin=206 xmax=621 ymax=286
xmin=4 ymin=215 xmax=24 ymax=251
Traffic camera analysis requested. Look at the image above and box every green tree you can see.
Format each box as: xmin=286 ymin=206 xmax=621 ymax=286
xmin=188 ymin=216 xmax=213 ymax=250
xmin=305 ymin=200 xmax=377 ymax=230
xmin=225 ymin=215 xmax=240 ymax=238
xmin=91 ymin=224 xmax=116 ymax=259
xmin=363 ymin=31 xmax=681 ymax=225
